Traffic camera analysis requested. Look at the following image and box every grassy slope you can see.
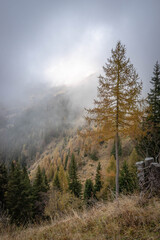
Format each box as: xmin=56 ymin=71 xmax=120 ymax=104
xmin=1 ymin=195 xmax=160 ymax=240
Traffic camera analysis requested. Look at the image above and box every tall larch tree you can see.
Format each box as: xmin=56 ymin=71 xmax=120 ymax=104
xmin=85 ymin=41 xmax=142 ymax=198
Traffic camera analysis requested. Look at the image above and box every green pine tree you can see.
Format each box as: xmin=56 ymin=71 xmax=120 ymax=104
xmin=94 ymin=162 xmax=102 ymax=193
xmin=33 ymin=166 xmax=49 ymax=220
xmin=6 ymin=162 xmax=33 ymax=225
xmin=0 ymin=163 xmax=8 ymax=209
xmin=148 ymin=61 xmax=160 ymax=127
xmin=147 ymin=61 xmax=160 ymax=158
xmin=42 ymin=168 xmax=50 ymax=191
xmin=136 ymin=62 xmax=160 ymax=159
xmin=64 ymin=154 xmax=68 ymax=170
xmin=119 ymin=161 xmax=137 ymax=194
xmin=53 ymin=170 xmax=60 ymax=190
xmin=68 ymin=153 xmax=82 ymax=198
xmin=84 ymin=179 xmax=94 ymax=200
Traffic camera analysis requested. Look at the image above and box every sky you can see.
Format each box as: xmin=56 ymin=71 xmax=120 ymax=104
xmin=0 ymin=0 xmax=160 ymax=105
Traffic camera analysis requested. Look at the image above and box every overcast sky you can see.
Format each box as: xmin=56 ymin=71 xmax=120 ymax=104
xmin=0 ymin=0 xmax=160 ymax=104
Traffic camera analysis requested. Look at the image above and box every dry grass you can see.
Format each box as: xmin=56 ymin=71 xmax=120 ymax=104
xmin=1 ymin=195 xmax=160 ymax=240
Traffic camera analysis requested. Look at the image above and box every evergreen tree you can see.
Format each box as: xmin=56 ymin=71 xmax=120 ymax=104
xmin=64 ymin=154 xmax=68 ymax=170
xmin=0 ymin=163 xmax=8 ymax=209
xmin=6 ymin=162 xmax=33 ymax=225
xmin=147 ymin=61 xmax=160 ymax=159
xmin=68 ymin=153 xmax=82 ymax=198
xmin=136 ymin=62 xmax=160 ymax=159
xmin=33 ymin=166 xmax=49 ymax=220
xmin=84 ymin=179 xmax=94 ymax=200
xmin=94 ymin=162 xmax=102 ymax=193
xmin=85 ymin=41 xmax=142 ymax=198
xmin=119 ymin=161 xmax=136 ymax=194
xmin=148 ymin=61 xmax=160 ymax=126
xmin=42 ymin=168 xmax=50 ymax=191
xmin=53 ymin=170 xmax=60 ymax=190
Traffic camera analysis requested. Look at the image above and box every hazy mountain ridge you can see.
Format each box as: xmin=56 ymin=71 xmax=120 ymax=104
xmin=0 ymin=74 xmax=98 ymax=166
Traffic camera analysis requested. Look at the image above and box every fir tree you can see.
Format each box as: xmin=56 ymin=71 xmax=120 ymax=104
xmin=136 ymin=62 xmax=160 ymax=159
xmin=147 ymin=61 xmax=160 ymax=159
xmin=53 ymin=170 xmax=60 ymax=190
xmin=119 ymin=161 xmax=136 ymax=194
xmin=148 ymin=61 xmax=160 ymax=126
xmin=94 ymin=162 xmax=102 ymax=193
xmin=42 ymin=168 xmax=49 ymax=191
xmin=68 ymin=153 xmax=82 ymax=198
xmin=33 ymin=166 xmax=49 ymax=220
xmin=84 ymin=179 xmax=94 ymax=200
xmin=64 ymin=154 xmax=68 ymax=170
xmin=6 ymin=162 xmax=33 ymax=225
xmin=0 ymin=163 xmax=8 ymax=209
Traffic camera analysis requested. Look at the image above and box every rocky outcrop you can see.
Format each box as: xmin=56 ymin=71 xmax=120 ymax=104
xmin=136 ymin=157 xmax=160 ymax=197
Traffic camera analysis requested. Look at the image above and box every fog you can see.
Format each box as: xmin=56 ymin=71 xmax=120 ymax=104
xmin=0 ymin=0 xmax=160 ymax=165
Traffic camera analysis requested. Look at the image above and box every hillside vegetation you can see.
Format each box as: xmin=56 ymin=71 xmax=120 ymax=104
xmin=1 ymin=195 xmax=160 ymax=240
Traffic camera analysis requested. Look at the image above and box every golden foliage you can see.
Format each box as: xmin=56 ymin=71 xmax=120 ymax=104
xmin=58 ymin=165 xmax=68 ymax=193
xmin=84 ymin=41 xmax=143 ymax=141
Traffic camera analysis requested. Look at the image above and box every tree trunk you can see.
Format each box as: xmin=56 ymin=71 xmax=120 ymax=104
xmin=115 ymin=132 xmax=119 ymax=199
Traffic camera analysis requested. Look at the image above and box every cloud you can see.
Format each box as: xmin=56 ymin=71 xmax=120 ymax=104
xmin=0 ymin=0 xmax=160 ymax=104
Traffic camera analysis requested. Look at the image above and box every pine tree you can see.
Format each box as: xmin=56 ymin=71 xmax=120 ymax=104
xmin=94 ymin=162 xmax=102 ymax=193
xmin=42 ymin=168 xmax=50 ymax=192
xmin=148 ymin=61 xmax=160 ymax=126
xmin=147 ymin=61 xmax=160 ymax=159
xmin=85 ymin=41 xmax=142 ymax=198
xmin=33 ymin=166 xmax=49 ymax=220
xmin=0 ymin=163 xmax=8 ymax=209
xmin=119 ymin=161 xmax=136 ymax=194
xmin=64 ymin=154 xmax=68 ymax=170
xmin=68 ymin=153 xmax=82 ymax=198
xmin=6 ymin=162 xmax=33 ymax=225
xmin=84 ymin=179 xmax=94 ymax=200
xmin=136 ymin=62 xmax=160 ymax=159
xmin=53 ymin=170 xmax=60 ymax=190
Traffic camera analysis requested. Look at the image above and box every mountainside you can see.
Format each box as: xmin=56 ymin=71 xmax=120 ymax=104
xmin=0 ymin=74 xmax=98 ymax=167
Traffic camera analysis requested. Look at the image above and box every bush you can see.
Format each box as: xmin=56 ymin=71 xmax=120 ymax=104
xmin=89 ymin=151 xmax=98 ymax=161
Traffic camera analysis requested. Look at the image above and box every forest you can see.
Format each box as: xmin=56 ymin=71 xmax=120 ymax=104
xmin=0 ymin=41 xmax=160 ymax=240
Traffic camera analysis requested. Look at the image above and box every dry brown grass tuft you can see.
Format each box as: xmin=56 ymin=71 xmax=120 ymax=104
xmin=1 ymin=194 xmax=160 ymax=240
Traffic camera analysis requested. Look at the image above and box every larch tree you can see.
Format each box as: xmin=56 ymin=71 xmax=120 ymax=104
xmin=85 ymin=41 xmax=142 ymax=198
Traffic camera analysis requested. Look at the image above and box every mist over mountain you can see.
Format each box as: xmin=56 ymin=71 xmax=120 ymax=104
xmin=0 ymin=74 xmax=98 ymax=166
